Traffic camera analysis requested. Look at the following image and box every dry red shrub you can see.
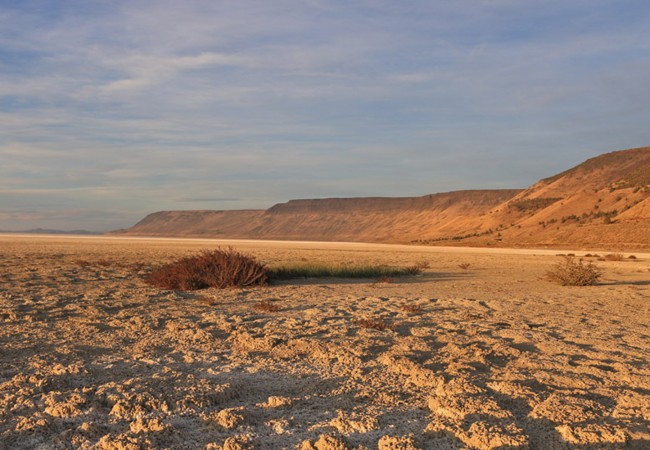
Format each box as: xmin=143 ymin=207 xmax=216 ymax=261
xmin=146 ymin=248 xmax=268 ymax=290
xmin=545 ymin=256 xmax=602 ymax=286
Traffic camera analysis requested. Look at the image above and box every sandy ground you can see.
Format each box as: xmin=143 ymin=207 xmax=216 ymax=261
xmin=0 ymin=235 xmax=649 ymax=449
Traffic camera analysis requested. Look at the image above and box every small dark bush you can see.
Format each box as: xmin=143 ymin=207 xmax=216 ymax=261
xmin=146 ymin=248 xmax=268 ymax=290
xmin=400 ymin=303 xmax=422 ymax=314
xmin=604 ymin=253 xmax=624 ymax=261
xmin=458 ymin=263 xmax=471 ymax=270
xmin=414 ymin=260 xmax=431 ymax=270
xmin=545 ymin=256 xmax=602 ymax=286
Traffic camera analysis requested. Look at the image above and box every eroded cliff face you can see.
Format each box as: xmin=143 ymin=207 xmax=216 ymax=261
xmin=113 ymin=146 xmax=650 ymax=249
xmin=115 ymin=210 xmax=267 ymax=238
xmin=114 ymin=190 xmax=521 ymax=243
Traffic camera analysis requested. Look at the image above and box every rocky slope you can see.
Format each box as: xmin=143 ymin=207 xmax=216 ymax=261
xmin=446 ymin=146 xmax=650 ymax=249
xmin=114 ymin=146 xmax=650 ymax=249
xmin=115 ymin=191 xmax=521 ymax=243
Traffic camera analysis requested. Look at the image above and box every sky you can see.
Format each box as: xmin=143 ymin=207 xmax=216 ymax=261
xmin=1 ymin=0 xmax=650 ymax=231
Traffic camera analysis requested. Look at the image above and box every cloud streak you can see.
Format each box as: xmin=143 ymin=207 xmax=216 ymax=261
xmin=1 ymin=0 xmax=649 ymax=230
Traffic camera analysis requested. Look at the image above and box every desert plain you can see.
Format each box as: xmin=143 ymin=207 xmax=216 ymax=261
xmin=0 ymin=235 xmax=649 ymax=449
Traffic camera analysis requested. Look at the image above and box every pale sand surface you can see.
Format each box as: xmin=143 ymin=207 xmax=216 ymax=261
xmin=1 ymin=235 xmax=649 ymax=449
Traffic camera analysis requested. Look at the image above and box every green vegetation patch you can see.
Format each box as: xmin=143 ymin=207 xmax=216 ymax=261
xmin=510 ymin=197 xmax=562 ymax=212
xmin=268 ymin=262 xmax=423 ymax=280
xmin=146 ymin=248 xmax=426 ymax=290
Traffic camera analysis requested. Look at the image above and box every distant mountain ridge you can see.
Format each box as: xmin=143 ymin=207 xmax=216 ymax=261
xmin=0 ymin=228 xmax=102 ymax=235
xmin=113 ymin=146 xmax=650 ymax=250
xmin=114 ymin=190 xmax=521 ymax=243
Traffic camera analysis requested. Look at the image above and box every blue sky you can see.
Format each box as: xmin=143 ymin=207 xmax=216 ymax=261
xmin=1 ymin=0 xmax=649 ymax=231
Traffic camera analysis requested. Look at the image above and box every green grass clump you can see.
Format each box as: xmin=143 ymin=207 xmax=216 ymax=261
xmin=268 ymin=262 xmax=423 ymax=280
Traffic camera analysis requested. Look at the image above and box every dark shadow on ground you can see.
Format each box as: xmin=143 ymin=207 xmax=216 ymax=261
xmin=598 ymin=280 xmax=650 ymax=286
xmin=269 ymin=271 xmax=471 ymax=286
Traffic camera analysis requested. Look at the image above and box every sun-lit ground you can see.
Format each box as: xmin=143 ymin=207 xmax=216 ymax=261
xmin=1 ymin=235 xmax=649 ymax=449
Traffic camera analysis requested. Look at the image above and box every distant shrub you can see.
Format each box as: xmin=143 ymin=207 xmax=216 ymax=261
xmin=354 ymin=317 xmax=393 ymax=331
xmin=458 ymin=263 xmax=471 ymax=270
xmin=627 ymin=255 xmax=637 ymax=260
xmin=561 ymin=215 xmax=579 ymax=223
xmin=545 ymin=256 xmax=602 ymax=286
xmin=400 ymin=303 xmax=422 ymax=314
xmin=510 ymin=197 xmax=562 ymax=212
xmin=146 ymin=248 xmax=268 ymax=290
xmin=604 ymin=253 xmax=625 ymax=261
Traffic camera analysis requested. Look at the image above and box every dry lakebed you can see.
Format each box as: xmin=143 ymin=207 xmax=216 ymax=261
xmin=1 ymin=235 xmax=649 ymax=449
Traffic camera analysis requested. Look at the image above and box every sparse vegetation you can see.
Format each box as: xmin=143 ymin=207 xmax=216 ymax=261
xmin=146 ymin=249 xmax=425 ymax=290
xmin=510 ymin=197 xmax=562 ymax=212
xmin=545 ymin=256 xmax=602 ymax=286
xmin=458 ymin=263 xmax=471 ymax=270
xmin=561 ymin=215 xmax=580 ymax=224
xmin=414 ymin=229 xmax=495 ymax=244
xmin=604 ymin=253 xmax=625 ymax=261
xmin=268 ymin=262 xmax=423 ymax=280
xmin=538 ymin=218 xmax=558 ymax=228
xmin=558 ymin=209 xmax=620 ymax=225
xmin=146 ymin=248 xmax=268 ymax=290
xmin=543 ymin=148 xmax=650 ymax=186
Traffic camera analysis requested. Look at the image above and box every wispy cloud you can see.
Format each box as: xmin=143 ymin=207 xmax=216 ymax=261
xmin=1 ymin=0 xmax=649 ymax=230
